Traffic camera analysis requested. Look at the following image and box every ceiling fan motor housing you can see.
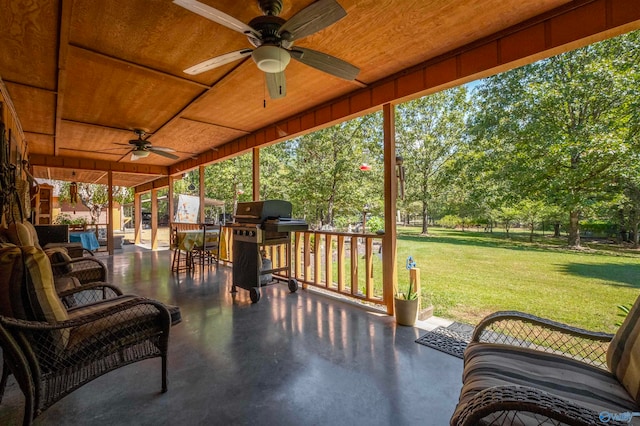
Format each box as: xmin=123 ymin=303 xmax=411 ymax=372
xmin=247 ymin=15 xmax=286 ymax=46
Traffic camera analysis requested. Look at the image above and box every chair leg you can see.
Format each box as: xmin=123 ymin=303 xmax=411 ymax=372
xmin=0 ymin=360 xmax=9 ymax=403
xmin=22 ymin=383 xmax=34 ymax=426
xmin=171 ymin=249 xmax=178 ymax=272
xmin=161 ymin=354 xmax=168 ymax=393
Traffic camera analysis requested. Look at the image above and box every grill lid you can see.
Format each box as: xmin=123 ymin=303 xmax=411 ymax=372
xmin=234 ymin=200 xmax=292 ymax=223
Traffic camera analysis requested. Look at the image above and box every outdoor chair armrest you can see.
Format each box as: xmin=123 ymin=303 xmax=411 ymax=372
xmin=57 ymin=281 xmax=124 ymax=308
xmin=471 ymin=311 xmax=614 ymax=367
xmin=0 ymin=297 xmax=170 ymax=332
xmin=452 ymin=385 xmax=628 ymax=426
xmin=51 ymin=256 xmax=107 ymax=284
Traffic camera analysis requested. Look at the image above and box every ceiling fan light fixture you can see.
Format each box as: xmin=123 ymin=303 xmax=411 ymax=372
xmin=252 ymin=45 xmax=290 ymax=73
xmin=132 ymin=148 xmax=150 ymax=158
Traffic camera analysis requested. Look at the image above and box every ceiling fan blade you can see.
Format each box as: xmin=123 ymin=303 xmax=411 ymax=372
xmin=266 ymin=72 xmax=287 ymax=99
xmin=291 ymin=47 xmax=359 ymax=80
xmin=278 ymin=0 xmax=346 ymax=42
xmin=150 ymin=149 xmax=180 ymax=160
xmin=148 ymin=146 xmax=176 ymax=152
xmin=184 ymin=49 xmax=253 ymax=75
xmin=173 ymin=0 xmax=258 ymax=36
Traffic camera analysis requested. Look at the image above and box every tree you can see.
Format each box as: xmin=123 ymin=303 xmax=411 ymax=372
xmin=282 ymin=113 xmax=383 ymax=227
xmin=496 ymin=206 xmax=519 ymax=236
xmin=470 ymin=31 xmax=640 ymax=247
xmin=58 ymin=182 xmax=132 ymax=224
xmin=203 ymin=153 xmax=253 ymax=216
xmin=396 ymin=86 xmax=469 ymax=234
xmin=517 ymin=199 xmax=546 ymax=242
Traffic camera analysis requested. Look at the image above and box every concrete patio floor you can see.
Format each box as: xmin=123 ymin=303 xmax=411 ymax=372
xmin=0 ymin=245 xmax=463 ymax=425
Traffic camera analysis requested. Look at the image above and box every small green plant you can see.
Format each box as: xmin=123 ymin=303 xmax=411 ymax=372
xmin=395 ymin=280 xmax=418 ymax=300
xmin=53 ymin=213 xmax=87 ymax=226
xmin=615 ymin=303 xmax=632 ymax=327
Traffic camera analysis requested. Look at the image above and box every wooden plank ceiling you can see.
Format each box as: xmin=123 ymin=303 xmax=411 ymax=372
xmin=0 ymin=0 xmax=628 ymax=187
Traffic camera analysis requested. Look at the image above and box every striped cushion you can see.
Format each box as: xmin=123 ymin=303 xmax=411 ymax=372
xmin=22 ymin=220 xmax=42 ymax=250
xmin=7 ymin=222 xmax=35 ymax=247
xmin=0 ymin=245 xmax=28 ymax=319
xmin=452 ymin=342 xmax=639 ymax=424
xmin=608 ymin=295 xmax=640 ymax=404
xmin=22 ymin=246 xmax=69 ymax=349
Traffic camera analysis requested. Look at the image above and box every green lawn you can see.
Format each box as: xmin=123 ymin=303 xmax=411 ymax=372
xmin=394 ymin=226 xmax=640 ymax=332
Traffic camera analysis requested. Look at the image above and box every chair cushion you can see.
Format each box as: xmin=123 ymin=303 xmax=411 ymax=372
xmin=607 ymin=295 xmax=640 ymax=404
xmin=22 ymin=246 xmax=69 ymax=348
xmin=7 ymin=221 xmax=35 ymax=247
xmin=0 ymin=245 xmax=28 ymax=319
xmin=452 ymin=342 xmax=639 ymax=424
xmin=22 ymin=220 xmax=42 ymax=250
xmin=45 ymin=247 xmax=74 ymax=275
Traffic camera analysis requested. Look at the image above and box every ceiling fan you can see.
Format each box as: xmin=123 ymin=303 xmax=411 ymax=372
xmin=120 ymin=130 xmax=179 ymax=161
xmin=173 ymin=0 xmax=360 ymax=99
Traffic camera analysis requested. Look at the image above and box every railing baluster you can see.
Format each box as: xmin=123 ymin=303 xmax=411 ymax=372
xmin=314 ymin=233 xmax=322 ymax=287
xmin=294 ymin=232 xmax=302 ymax=281
xmin=304 ymin=233 xmax=311 ymax=282
xmin=325 ymin=234 xmax=333 ymax=289
xmin=337 ymin=235 xmax=345 ymax=293
xmin=279 ymin=244 xmax=286 ymax=270
xmin=365 ymin=238 xmax=373 ymax=300
xmin=350 ymin=236 xmax=358 ymax=296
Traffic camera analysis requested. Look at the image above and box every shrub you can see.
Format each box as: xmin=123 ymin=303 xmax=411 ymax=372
xmin=439 ymin=215 xmax=462 ymax=229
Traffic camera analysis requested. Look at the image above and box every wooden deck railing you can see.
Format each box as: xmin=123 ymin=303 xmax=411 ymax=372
xmin=219 ymin=226 xmax=385 ymax=307
xmin=289 ymin=230 xmax=385 ymax=306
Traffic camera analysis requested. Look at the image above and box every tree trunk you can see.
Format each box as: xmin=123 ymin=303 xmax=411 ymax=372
xmin=421 ymin=202 xmax=428 ymax=234
xmin=529 ymin=222 xmax=534 ymax=242
xmin=617 ymin=208 xmax=626 ymax=243
xmin=631 ymin=209 xmax=639 ymax=249
xmin=568 ymin=210 xmax=581 ymax=247
xmin=553 ymin=223 xmax=561 ymax=238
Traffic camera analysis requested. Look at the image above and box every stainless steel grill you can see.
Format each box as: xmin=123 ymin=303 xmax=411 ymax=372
xmin=230 ymin=200 xmax=308 ymax=303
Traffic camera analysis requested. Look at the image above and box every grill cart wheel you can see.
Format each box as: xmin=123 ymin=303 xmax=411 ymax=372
xmin=288 ymin=279 xmax=298 ymax=293
xmin=250 ymin=287 xmax=261 ymax=303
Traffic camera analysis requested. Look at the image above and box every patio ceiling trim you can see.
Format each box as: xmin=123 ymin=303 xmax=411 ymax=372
xmin=29 ymin=153 xmax=169 ymax=176
xmin=164 ymin=0 xmax=640 ymax=181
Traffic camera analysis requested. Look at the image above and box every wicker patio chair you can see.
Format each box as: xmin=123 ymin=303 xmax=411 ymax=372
xmin=450 ymin=295 xmax=640 ymax=425
xmin=3 ymin=221 xmax=106 ymax=284
xmin=46 ymin=246 xmax=108 ymax=285
xmin=0 ymin=244 xmax=180 ymax=426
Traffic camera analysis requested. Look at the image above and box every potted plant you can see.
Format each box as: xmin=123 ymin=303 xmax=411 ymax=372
xmin=394 ymin=280 xmax=419 ymax=326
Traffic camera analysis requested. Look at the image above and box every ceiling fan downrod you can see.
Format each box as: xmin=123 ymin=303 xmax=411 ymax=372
xmin=258 ymin=0 xmax=282 ymax=16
